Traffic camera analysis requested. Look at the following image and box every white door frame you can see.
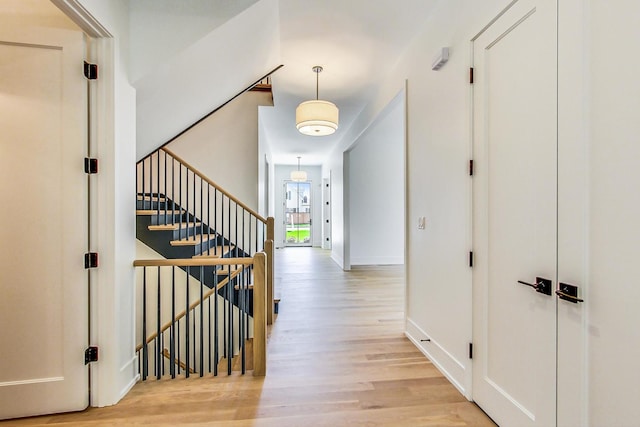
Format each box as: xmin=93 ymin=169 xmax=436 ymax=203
xmin=322 ymin=176 xmax=331 ymax=250
xmin=51 ymin=0 xmax=120 ymax=408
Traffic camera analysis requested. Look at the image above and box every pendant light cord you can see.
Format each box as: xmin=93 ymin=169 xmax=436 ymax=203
xmin=312 ymin=65 xmax=323 ymax=100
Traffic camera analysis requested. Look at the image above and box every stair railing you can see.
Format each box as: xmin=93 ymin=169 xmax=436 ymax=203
xmin=133 ymin=253 xmax=267 ymax=379
xmin=136 ymin=146 xmax=275 ymax=323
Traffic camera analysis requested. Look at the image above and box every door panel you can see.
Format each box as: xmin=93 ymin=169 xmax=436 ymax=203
xmin=472 ymin=1 xmax=557 ymax=426
xmin=0 ymin=24 xmax=88 ymax=419
xmin=284 ymin=181 xmax=312 ymax=246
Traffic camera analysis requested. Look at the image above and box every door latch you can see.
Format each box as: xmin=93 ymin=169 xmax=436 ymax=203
xmin=517 ymin=277 xmax=552 ymax=295
xmin=556 ymin=282 xmax=584 ymax=303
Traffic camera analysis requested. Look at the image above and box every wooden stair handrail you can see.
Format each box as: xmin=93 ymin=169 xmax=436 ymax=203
xmin=161 ymin=146 xmax=267 ymax=224
xmin=134 ymin=257 xmax=255 ymax=267
xmin=134 ymin=252 xmax=268 ymax=377
xmin=135 ymin=264 xmax=245 ymax=352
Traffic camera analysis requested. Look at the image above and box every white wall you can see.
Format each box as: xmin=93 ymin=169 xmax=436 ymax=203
xmin=325 ymin=0 xmax=521 ymax=397
xmin=322 ymin=152 xmax=348 ymax=268
xmin=583 ymin=1 xmax=640 ymax=424
xmin=347 ymin=93 xmax=404 ymax=266
xmin=166 ymin=91 xmax=273 ymax=212
xmin=258 ymin=110 xmax=274 ymax=218
xmin=128 ymin=0 xmax=258 ymax=83
xmin=274 ymin=164 xmax=322 ymax=248
xmin=134 ymin=0 xmax=281 ymax=159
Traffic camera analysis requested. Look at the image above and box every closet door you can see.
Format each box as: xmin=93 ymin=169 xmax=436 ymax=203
xmin=0 ymin=22 xmax=88 ymax=419
xmin=471 ymin=0 xmax=558 ymax=425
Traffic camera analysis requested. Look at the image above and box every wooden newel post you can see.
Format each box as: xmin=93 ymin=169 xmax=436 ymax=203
xmin=267 ymin=217 xmax=275 ymax=241
xmin=265 ymin=239 xmax=275 ymax=325
xmin=266 ymin=217 xmax=275 ymax=325
xmin=253 ymin=252 xmax=267 ymax=376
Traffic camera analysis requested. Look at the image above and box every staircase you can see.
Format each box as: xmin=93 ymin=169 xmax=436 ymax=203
xmin=134 ymin=146 xmax=274 ymax=380
xmin=136 ymin=191 xmax=254 ymax=314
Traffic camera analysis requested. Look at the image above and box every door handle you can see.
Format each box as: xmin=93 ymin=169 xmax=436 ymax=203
xmin=556 ymin=283 xmax=584 ymax=303
xmin=517 ymin=277 xmax=552 ymax=295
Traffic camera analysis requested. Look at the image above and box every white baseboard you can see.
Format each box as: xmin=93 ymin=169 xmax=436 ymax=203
xmin=117 ymin=355 xmax=139 ymax=402
xmin=405 ymin=318 xmax=470 ymax=399
xmin=331 ymin=252 xmax=344 ymax=269
xmin=350 ymin=256 xmax=404 ymax=265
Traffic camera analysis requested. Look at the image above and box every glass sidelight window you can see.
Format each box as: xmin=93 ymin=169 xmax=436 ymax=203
xmin=284 ymin=181 xmax=312 ymax=246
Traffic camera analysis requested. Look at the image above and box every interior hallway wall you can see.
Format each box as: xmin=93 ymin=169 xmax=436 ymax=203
xmin=347 ymin=93 xmax=404 ymax=266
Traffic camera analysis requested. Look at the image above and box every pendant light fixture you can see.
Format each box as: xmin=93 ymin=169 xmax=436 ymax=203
xmin=290 ymin=156 xmax=307 ymax=182
xmin=295 ymin=66 xmax=339 ymax=136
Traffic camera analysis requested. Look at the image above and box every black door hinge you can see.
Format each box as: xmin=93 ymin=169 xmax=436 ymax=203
xmin=469 ymin=251 xmax=474 ymax=268
xmin=84 ymin=157 xmax=98 ymax=174
xmin=469 ymin=67 xmax=474 ymax=84
xmin=84 ymin=61 xmax=98 ymax=80
xmin=84 ymin=252 xmax=99 ymax=269
xmin=469 ymin=343 xmax=473 ymax=359
xmin=85 ymin=346 xmax=99 ymax=364
xmin=469 ymin=160 xmax=474 ymax=176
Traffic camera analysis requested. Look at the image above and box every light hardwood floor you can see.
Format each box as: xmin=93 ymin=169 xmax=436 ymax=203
xmin=4 ymin=248 xmax=495 ymax=426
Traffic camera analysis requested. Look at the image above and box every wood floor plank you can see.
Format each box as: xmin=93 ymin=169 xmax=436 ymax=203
xmin=2 ymin=248 xmax=495 ymax=427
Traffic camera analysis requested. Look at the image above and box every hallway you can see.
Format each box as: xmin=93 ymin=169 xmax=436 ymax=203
xmin=6 ymin=248 xmax=494 ymax=426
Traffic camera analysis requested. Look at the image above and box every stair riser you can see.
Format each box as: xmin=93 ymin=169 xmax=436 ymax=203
xmin=171 ymin=227 xmax=214 ymax=241
xmin=149 ymin=214 xmax=190 ymax=225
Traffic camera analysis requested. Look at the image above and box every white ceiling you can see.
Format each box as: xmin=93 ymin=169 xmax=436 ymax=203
xmin=262 ymin=0 xmax=439 ymax=166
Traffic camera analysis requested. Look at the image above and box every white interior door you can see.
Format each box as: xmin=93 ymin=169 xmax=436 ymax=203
xmin=0 ymin=23 xmax=88 ymax=419
xmin=472 ymin=1 xmax=557 ymax=426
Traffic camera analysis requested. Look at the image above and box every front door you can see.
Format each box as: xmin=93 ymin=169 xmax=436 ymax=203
xmin=0 ymin=18 xmax=89 ymax=419
xmin=472 ymin=0 xmax=558 ymax=426
xmin=284 ymin=181 xmax=312 ymax=246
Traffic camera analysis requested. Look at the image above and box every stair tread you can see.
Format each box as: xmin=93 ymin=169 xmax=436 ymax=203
xmin=148 ymin=222 xmax=202 ymax=231
xmin=217 ymin=339 xmax=253 ymax=372
xmin=192 ymin=245 xmax=235 ymax=258
xmin=137 ymin=209 xmax=185 ymax=216
xmin=213 ymin=264 xmax=245 ymax=275
xmin=170 ymin=234 xmax=217 ymax=246
xmin=137 ymin=195 xmax=168 ymax=202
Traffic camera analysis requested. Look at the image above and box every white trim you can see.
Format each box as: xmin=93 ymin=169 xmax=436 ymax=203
xmin=118 ymin=356 xmax=140 ymax=401
xmin=0 ymin=377 xmax=63 ymax=387
xmin=350 ymin=256 xmax=404 ymax=266
xmin=330 ymin=252 xmax=344 ymax=269
xmin=50 ymin=1 xmax=123 ymax=409
xmin=50 ymin=0 xmax=112 ymax=38
xmin=405 ymin=318 xmax=470 ymax=399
